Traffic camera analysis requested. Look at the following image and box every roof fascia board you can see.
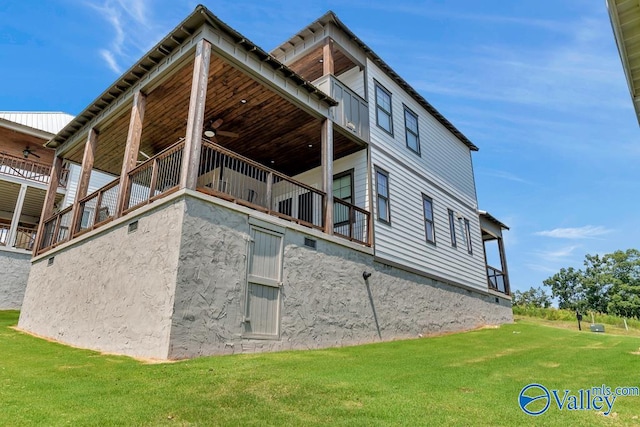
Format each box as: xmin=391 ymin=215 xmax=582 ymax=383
xmin=0 ymin=118 xmax=52 ymax=141
xmin=606 ymin=0 xmax=640 ymax=125
xmin=272 ymin=23 xmax=367 ymax=72
xmin=54 ymin=33 xmax=202 ymax=158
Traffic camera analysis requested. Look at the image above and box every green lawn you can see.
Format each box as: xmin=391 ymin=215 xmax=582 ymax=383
xmin=2 ymin=311 xmax=640 ymax=426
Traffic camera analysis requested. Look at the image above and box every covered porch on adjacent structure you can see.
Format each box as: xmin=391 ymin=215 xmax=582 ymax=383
xmin=35 ymin=16 xmax=371 ymax=257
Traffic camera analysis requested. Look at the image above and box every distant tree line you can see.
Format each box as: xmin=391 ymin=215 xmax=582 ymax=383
xmin=513 ymin=249 xmax=640 ymax=319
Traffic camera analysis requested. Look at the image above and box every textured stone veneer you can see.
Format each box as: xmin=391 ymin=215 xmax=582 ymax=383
xmin=18 ymin=192 xmax=512 ymax=360
xmin=18 ymin=200 xmax=185 ymax=359
xmin=168 ymin=195 xmax=512 ymax=359
xmin=0 ymin=249 xmax=31 ymax=309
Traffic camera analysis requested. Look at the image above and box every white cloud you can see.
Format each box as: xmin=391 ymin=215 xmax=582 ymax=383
xmin=86 ymin=0 xmax=162 ymax=74
xmin=99 ymin=49 xmax=121 ymax=74
xmin=531 ymin=245 xmax=581 ymax=264
xmin=535 ymin=225 xmax=613 ymax=239
xmin=480 ymin=169 xmax=531 ymax=184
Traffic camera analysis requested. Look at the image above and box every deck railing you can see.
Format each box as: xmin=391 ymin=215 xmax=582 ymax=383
xmin=75 ymin=179 xmax=120 ymax=235
xmin=35 ymin=137 xmax=371 ymax=254
xmin=124 ymin=141 xmax=184 ymax=213
xmin=0 ymin=223 xmax=37 ymax=250
xmin=38 ymin=206 xmax=73 ymax=252
xmin=198 ymin=139 xmax=326 ymax=230
xmin=333 ymin=199 xmax=370 ymax=245
xmin=487 ymin=265 xmax=509 ymax=295
xmin=313 ymin=74 xmax=369 ymax=142
xmin=0 ymin=152 xmax=69 ymax=187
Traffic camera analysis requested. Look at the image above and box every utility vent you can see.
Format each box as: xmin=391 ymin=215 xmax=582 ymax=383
xmin=128 ymin=221 xmax=139 ymax=233
xmin=304 ymin=237 xmax=317 ymax=249
xmin=495 ymin=297 xmax=500 ymax=304
xmin=47 ymin=257 xmax=54 ymax=266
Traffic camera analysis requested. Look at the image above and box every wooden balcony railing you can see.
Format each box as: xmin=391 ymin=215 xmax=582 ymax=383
xmin=124 ymin=141 xmax=184 ymax=213
xmin=198 ymin=139 xmax=326 ymax=231
xmin=487 ymin=265 xmax=509 ymax=295
xmin=0 ymin=152 xmax=69 ymax=187
xmin=0 ymin=223 xmax=38 ymax=250
xmin=35 ymin=137 xmax=371 ymax=255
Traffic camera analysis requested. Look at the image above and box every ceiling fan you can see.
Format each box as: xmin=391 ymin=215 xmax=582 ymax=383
xmin=23 ymin=147 xmax=41 ymax=159
xmin=203 ymin=118 xmax=239 ymax=141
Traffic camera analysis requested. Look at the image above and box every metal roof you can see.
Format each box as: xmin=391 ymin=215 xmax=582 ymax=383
xmin=46 ymin=4 xmax=336 ymax=149
xmin=607 ymin=0 xmax=640 ymax=126
xmin=0 ymin=112 xmax=74 ymax=136
xmin=272 ymin=11 xmax=479 ymax=151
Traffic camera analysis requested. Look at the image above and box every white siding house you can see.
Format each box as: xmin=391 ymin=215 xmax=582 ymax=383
xmin=18 ymin=6 xmax=511 ymax=360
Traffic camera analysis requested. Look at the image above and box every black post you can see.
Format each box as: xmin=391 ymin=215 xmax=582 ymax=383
xmin=576 ymin=310 xmax=583 ymax=331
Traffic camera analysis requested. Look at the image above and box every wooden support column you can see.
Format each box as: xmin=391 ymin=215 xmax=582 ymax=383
xmin=70 ymin=128 xmax=98 ymax=233
xmin=498 ymin=237 xmax=511 ymax=295
xmin=7 ymin=184 xmax=28 ymax=248
xmin=115 ymin=90 xmax=147 ymax=217
xmin=322 ymin=119 xmax=334 ymax=234
xmin=322 ymin=38 xmax=335 ymax=76
xmin=32 ymin=156 xmax=63 ymax=255
xmin=180 ymin=39 xmax=211 ymax=190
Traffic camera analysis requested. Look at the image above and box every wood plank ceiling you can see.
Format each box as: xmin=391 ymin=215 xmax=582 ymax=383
xmin=64 ymin=52 xmax=362 ymax=177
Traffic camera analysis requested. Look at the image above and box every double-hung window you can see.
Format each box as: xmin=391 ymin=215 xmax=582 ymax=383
xmin=375 ymin=83 xmax=393 ymax=134
xmin=375 ymin=168 xmax=391 ymax=224
xmin=464 ymin=219 xmax=473 ymax=254
xmin=448 ymin=209 xmax=457 ymax=247
xmin=404 ymin=106 xmax=420 ymax=154
xmin=422 ymin=195 xmax=435 ymax=244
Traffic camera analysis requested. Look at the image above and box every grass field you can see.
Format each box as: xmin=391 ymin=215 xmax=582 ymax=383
xmin=2 ymin=310 xmax=640 ymax=426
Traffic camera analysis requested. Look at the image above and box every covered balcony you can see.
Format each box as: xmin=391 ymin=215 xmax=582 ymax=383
xmin=36 ymin=21 xmax=371 ymax=257
xmin=479 ymin=211 xmax=510 ymax=296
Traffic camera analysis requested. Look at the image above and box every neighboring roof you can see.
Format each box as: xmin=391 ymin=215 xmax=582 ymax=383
xmin=47 ymin=4 xmax=336 ymax=149
xmin=272 ymin=11 xmax=479 ymax=151
xmin=0 ymin=111 xmax=74 ymax=136
xmin=607 ymin=0 xmax=640 ymax=126
xmin=478 ymin=210 xmax=509 ymax=230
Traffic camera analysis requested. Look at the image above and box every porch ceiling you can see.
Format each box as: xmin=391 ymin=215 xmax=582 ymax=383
xmin=63 ymin=53 xmax=362 ymax=177
xmin=0 ymin=181 xmax=60 ymax=223
xmin=0 ymin=126 xmax=53 ymax=162
xmin=286 ymin=45 xmax=358 ymax=82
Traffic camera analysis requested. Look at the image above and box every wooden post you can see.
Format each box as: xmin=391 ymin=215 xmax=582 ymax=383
xmin=321 ymin=119 xmax=334 ymax=234
xmin=7 ymin=184 xmax=28 ymax=247
xmin=33 ymin=156 xmax=63 ymax=255
xmin=265 ymin=171 xmax=273 ymax=212
xmin=497 ymin=237 xmax=510 ymax=295
xmin=180 ymin=39 xmax=211 ymax=190
xmin=115 ymin=91 xmax=147 ymax=217
xmin=322 ymin=38 xmax=335 ymax=76
xmin=70 ymin=128 xmax=98 ymax=234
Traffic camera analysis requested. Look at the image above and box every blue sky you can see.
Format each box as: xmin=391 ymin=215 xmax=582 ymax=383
xmin=1 ymin=0 xmax=638 ymax=293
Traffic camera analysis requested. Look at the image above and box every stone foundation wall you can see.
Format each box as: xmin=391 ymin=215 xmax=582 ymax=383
xmin=18 ymin=200 xmax=185 ymax=359
xmin=0 ymin=249 xmax=31 ymax=309
xmin=168 ymin=196 xmax=512 ymax=359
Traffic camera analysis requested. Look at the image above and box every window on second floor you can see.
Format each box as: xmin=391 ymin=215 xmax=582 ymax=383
xmin=464 ymin=218 xmax=473 ymax=255
xmin=448 ymin=209 xmax=457 ymax=247
xmin=375 ymin=83 xmax=393 ymax=135
xmin=404 ymin=106 xmax=420 ymax=155
xmin=422 ymin=195 xmax=435 ymax=244
xmin=375 ymin=168 xmax=391 ymax=224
